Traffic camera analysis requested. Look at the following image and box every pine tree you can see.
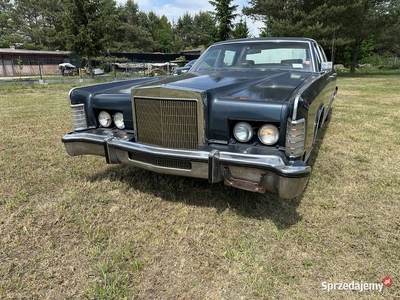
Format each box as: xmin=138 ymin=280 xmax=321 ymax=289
xmin=232 ymin=18 xmax=250 ymax=39
xmin=209 ymin=0 xmax=238 ymax=41
xmin=62 ymin=0 xmax=119 ymax=75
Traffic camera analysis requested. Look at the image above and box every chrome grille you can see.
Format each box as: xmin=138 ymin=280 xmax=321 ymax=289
xmin=134 ymin=98 xmax=198 ymax=149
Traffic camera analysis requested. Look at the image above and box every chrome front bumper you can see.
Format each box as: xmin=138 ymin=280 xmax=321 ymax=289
xmin=62 ymin=129 xmax=311 ymax=199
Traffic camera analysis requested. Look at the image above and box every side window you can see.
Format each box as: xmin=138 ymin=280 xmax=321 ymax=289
xmin=223 ymin=50 xmax=236 ymax=66
xmin=197 ymin=49 xmax=219 ymax=69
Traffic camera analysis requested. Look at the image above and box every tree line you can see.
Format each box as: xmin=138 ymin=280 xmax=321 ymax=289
xmin=0 ymin=0 xmax=249 ymax=53
xmin=1 ymin=0 xmax=399 ymax=73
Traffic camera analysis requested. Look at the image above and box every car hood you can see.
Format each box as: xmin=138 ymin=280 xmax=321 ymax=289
xmin=135 ymin=69 xmax=312 ymax=102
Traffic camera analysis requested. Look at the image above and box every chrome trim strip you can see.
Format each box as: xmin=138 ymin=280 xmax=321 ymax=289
xmin=292 ymin=95 xmax=301 ymax=120
xmin=208 ymin=139 xmax=228 ymax=145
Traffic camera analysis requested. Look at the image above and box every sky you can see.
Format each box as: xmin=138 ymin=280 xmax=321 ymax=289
xmin=115 ymin=0 xmax=264 ymax=37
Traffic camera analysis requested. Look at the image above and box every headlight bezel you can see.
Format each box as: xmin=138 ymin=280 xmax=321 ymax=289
xmin=257 ymin=124 xmax=280 ymax=145
xmin=97 ymin=111 xmax=125 ymax=129
xmin=232 ymin=120 xmax=280 ymax=146
xmin=233 ymin=122 xmax=254 ymax=143
xmin=113 ymin=112 xmax=125 ymax=129
xmin=98 ymin=111 xmax=112 ymax=128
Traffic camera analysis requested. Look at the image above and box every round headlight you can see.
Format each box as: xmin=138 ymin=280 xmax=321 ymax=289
xmin=258 ymin=124 xmax=279 ymax=145
xmin=113 ymin=112 xmax=125 ymax=129
xmin=98 ymin=111 xmax=112 ymax=127
xmin=233 ymin=122 xmax=253 ymax=142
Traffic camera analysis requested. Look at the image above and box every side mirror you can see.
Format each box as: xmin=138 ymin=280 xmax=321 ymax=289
xmin=321 ymin=61 xmax=333 ymax=71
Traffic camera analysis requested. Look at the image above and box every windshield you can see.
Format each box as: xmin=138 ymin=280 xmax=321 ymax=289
xmin=191 ymin=41 xmax=313 ymax=73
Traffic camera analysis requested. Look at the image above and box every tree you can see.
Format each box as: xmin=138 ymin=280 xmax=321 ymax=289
xmin=124 ymin=0 xmax=139 ymax=25
xmin=369 ymin=1 xmax=400 ymax=58
xmin=232 ymin=17 xmax=250 ymax=39
xmin=40 ymin=0 xmax=65 ymax=49
xmin=208 ymin=0 xmax=238 ymax=41
xmin=175 ymin=12 xmax=196 ymax=49
xmin=62 ymin=0 xmax=119 ymax=75
xmin=244 ymin=0 xmax=343 ymax=45
xmin=10 ymin=0 xmax=64 ymax=50
xmin=115 ymin=1 xmax=154 ymax=51
xmin=193 ymin=11 xmax=216 ymax=48
xmin=154 ymin=16 xmax=173 ymax=53
xmin=0 ymin=0 xmax=13 ymax=47
xmin=144 ymin=11 xmax=162 ymax=42
xmin=335 ymin=0 xmax=391 ymax=72
xmin=11 ymin=0 xmax=45 ymax=49
xmin=170 ymin=30 xmax=185 ymax=53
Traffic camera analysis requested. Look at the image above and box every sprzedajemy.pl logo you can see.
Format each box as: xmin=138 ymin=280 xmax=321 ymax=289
xmin=322 ymin=277 xmax=393 ymax=292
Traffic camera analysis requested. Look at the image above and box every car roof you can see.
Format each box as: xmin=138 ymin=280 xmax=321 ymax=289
xmin=211 ymin=37 xmax=317 ymax=46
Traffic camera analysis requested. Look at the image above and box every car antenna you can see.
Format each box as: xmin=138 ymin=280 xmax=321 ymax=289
xmin=331 ymin=27 xmax=336 ymax=65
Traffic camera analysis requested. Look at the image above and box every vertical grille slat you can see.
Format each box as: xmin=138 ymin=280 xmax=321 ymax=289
xmin=134 ymin=98 xmax=198 ymax=149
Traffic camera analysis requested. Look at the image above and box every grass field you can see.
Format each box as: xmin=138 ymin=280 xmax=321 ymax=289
xmin=0 ymin=76 xmax=399 ymax=299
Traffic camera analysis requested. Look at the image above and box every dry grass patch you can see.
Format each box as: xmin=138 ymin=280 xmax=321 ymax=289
xmin=0 ymin=77 xmax=399 ymax=299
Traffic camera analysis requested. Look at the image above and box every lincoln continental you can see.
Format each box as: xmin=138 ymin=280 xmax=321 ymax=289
xmin=62 ymin=37 xmax=338 ymax=198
